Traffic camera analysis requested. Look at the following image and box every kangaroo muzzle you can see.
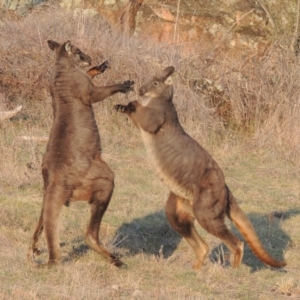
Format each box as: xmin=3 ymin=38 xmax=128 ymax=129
xmin=139 ymin=87 xmax=146 ymax=96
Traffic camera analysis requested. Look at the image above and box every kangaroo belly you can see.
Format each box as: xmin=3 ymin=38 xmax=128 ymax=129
xmin=158 ymin=169 xmax=194 ymax=200
xmin=140 ymin=129 xmax=194 ymax=201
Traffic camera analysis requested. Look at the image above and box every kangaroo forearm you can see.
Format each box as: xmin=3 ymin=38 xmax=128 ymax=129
xmin=90 ymin=84 xmax=124 ymax=103
xmin=116 ymin=101 xmax=165 ymax=133
xmin=86 ymin=60 xmax=110 ymax=79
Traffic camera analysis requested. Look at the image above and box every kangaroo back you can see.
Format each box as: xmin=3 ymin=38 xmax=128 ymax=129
xmin=227 ymin=187 xmax=286 ymax=268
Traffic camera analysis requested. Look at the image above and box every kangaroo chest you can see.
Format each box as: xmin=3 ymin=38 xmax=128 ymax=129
xmin=140 ymin=128 xmax=194 ymax=201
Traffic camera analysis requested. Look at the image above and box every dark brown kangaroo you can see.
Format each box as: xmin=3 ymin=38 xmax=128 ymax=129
xmin=114 ymin=66 xmax=286 ymax=269
xmin=28 ymin=40 xmax=134 ymax=267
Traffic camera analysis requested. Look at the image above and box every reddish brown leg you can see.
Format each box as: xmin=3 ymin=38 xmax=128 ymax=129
xmin=84 ymin=161 xmax=124 ymax=267
xmin=30 ymin=207 xmax=44 ymax=256
xmin=165 ymin=192 xmax=209 ymax=269
xmin=42 ymin=186 xmax=67 ymax=266
xmin=193 ymin=188 xmax=244 ymax=268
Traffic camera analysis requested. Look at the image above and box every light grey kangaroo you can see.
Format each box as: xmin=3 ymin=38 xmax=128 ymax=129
xmin=114 ymin=66 xmax=286 ymax=269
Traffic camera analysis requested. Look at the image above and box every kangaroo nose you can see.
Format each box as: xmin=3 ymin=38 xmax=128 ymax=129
xmin=139 ymin=87 xmax=145 ymax=96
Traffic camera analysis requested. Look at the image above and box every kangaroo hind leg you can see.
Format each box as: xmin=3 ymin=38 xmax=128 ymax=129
xmin=42 ymin=186 xmax=67 ymax=267
xmin=84 ymin=161 xmax=124 ymax=267
xmin=28 ymin=207 xmax=44 ymax=264
xmin=165 ymin=192 xmax=209 ymax=269
xmin=31 ymin=208 xmax=44 ymax=255
xmin=202 ymin=219 xmax=244 ymax=268
xmin=193 ymin=189 xmax=244 ymax=268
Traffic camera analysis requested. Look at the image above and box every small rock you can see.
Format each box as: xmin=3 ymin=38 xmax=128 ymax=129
xmin=111 ymin=284 xmax=120 ymax=290
xmin=132 ymin=290 xmax=143 ymax=298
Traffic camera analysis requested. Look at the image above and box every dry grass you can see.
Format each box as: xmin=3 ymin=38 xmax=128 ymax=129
xmin=0 ymin=4 xmax=300 ymax=300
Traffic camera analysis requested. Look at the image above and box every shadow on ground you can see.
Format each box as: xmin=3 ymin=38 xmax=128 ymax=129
xmin=210 ymin=208 xmax=299 ymax=272
xmin=62 ymin=210 xmax=181 ymax=263
xmin=65 ymin=208 xmax=297 ymax=271
xmin=113 ymin=210 xmax=182 ymax=258
xmin=113 ymin=208 xmax=297 ymax=271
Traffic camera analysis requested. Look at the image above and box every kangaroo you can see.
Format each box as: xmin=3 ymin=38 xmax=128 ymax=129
xmin=114 ymin=66 xmax=286 ymax=269
xmin=28 ymin=40 xmax=134 ymax=267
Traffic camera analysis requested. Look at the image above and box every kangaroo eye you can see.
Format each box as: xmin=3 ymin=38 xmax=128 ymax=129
xmin=153 ymin=81 xmax=158 ymax=86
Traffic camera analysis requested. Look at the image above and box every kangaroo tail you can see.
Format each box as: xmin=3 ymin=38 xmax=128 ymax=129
xmin=226 ymin=186 xmax=286 ymax=268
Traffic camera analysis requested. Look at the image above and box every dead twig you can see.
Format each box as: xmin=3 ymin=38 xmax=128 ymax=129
xmin=0 ymin=105 xmax=22 ymax=123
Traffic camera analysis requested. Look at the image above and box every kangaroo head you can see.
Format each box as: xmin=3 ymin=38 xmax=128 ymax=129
xmin=47 ymin=40 xmax=92 ymax=67
xmin=139 ymin=66 xmax=175 ymax=105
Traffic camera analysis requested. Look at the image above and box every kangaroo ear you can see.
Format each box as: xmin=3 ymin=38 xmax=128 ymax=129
xmin=164 ymin=76 xmax=173 ymax=86
xmin=47 ymin=40 xmax=60 ymax=51
xmin=159 ymin=66 xmax=175 ymax=81
xmin=64 ymin=41 xmax=72 ymax=55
